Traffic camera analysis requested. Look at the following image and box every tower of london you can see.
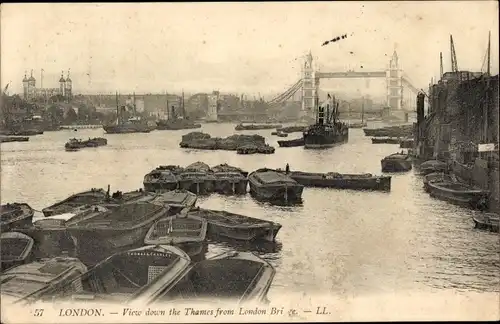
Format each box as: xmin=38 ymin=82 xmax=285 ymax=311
xmin=23 ymin=69 xmax=73 ymax=101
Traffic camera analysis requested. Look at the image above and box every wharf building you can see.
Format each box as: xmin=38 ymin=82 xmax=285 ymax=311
xmin=415 ymin=71 xmax=499 ymax=212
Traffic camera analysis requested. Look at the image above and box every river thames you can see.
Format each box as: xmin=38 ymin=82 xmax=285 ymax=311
xmin=1 ymin=122 xmax=499 ymax=302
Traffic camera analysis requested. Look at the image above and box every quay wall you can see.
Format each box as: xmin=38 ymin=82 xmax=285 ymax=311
xmin=417 ymin=74 xmax=499 ymax=212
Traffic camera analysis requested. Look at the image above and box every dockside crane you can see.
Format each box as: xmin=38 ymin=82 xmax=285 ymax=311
xmin=439 ymin=52 xmax=444 ymax=80
xmin=2 ymin=81 xmax=12 ymax=95
xmin=450 ymin=35 xmax=459 ymax=80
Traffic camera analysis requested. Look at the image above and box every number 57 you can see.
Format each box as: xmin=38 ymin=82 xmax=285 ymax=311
xmin=34 ymin=309 xmax=44 ymax=317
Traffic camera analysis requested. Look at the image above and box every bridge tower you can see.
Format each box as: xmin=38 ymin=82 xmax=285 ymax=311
xmin=386 ymin=50 xmax=402 ymax=110
xmin=301 ymin=51 xmax=316 ymax=113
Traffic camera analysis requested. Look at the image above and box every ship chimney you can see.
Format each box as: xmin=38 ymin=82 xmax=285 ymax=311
xmin=318 ymin=105 xmax=325 ymax=125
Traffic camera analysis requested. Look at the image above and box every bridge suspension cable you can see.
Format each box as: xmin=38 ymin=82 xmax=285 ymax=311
xmin=267 ymin=79 xmax=302 ymax=105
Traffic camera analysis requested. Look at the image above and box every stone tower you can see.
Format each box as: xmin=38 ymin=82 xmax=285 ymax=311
xmin=27 ymin=70 xmax=36 ymax=100
xmin=65 ymin=70 xmax=72 ymax=100
xmin=301 ymin=51 xmax=316 ymax=113
xmin=59 ymin=71 xmax=66 ymax=97
xmin=22 ymin=71 xmax=29 ymax=100
xmin=386 ymin=50 xmax=402 ymax=110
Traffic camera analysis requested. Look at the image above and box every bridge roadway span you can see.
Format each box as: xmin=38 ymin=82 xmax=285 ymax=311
xmin=315 ymin=71 xmax=387 ymax=79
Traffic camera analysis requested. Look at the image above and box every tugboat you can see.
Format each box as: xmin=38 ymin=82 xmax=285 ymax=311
xmin=156 ymin=93 xmax=201 ymax=130
xmin=303 ymin=94 xmax=348 ymax=149
xmin=103 ymin=92 xmax=154 ymax=134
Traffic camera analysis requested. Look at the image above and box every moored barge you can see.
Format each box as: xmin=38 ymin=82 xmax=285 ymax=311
xmin=143 ymin=168 xmax=178 ymax=192
xmin=144 ymin=214 xmax=207 ymax=256
xmin=66 ymin=202 xmax=170 ymax=250
xmin=188 ymin=207 xmax=282 ymax=242
xmin=1 ymin=203 xmax=34 ymax=232
xmin=213 ymin=171 xmax=248 ymax=195
xmin=1 ymin=255 xmax=88 ymax=305
xmin=248 ymin=168 xmax=303 ymax=204
xmin=0 ymin=232 xmax=35 ymax=271
xmin=56 ymin=245 xmax=191 ymax=304
xmin=277 ymin=170 xmax=391 ymax=191
xmin=134 ymin=251 xmax=275 ymax=305
xmin=427 ymin=180 xmax=489 ymax=210
xmin=177 ymin=172 xmax=216 ymax=195
xmin=381 ymin=152 xmax=412 ymax=172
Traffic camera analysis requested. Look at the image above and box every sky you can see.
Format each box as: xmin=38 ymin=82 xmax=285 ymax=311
xmin=1 ymin=2 xmax=499 ymax=98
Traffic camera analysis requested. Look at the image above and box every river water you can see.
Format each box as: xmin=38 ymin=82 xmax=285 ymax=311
xmin=1 ymin=122 xmax=499 ymax=301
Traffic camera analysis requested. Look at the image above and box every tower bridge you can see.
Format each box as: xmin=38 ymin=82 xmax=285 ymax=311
xmin=267 ymin=50 xmax=423 ymax=114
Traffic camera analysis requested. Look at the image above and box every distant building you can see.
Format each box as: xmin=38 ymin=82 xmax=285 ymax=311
xmin=207 ymin=91 xmax=220 ymax=121
xmin=186 ymin=93 xmax=209 ymax=119
xmin=23 ymin=69 xmax=73 ymax=102
xmin=125 ymin=96 xmax=145 ymax=113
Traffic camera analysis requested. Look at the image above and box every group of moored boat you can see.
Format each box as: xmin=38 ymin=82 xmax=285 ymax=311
xmin=418 ymin=160 xmax=498 ymax=233
xmin=1 ymin=186 xmax=281 ymax=305
xmin=144 ymin=163 xmax=249 ymax=196
xmin=144 ymin=162 xmax=394 ymax=204
xmin=65 ymin=137 xmax=108 ymax=151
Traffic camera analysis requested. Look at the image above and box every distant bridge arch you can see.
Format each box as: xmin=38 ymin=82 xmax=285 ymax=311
xmin=267 ymin=50 xmax=423 ymax=114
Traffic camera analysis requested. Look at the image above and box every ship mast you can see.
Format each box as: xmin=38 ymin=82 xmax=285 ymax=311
xmin=115 ymin=91 xmax=120 ymax=125
xmin=133 ymin=92 xmax=137 ymax=116
xmin=483 ymin=31 xmax=491 ymax=143
xmin=361 ymin=96 xmax=365 ymax=125
xmin=181 ymin=90 xmax=185 ymax=117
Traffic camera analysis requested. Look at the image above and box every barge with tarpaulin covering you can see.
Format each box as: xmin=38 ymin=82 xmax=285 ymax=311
xmin=65 ymin=137 xmax=107 ymax=151
xmin=212 ymin=171 xmax=248 ymax=195
xmin=188 ymin=207 xmax=282 ymax=242
xmin=176 ymin=172 xmax=216 ymax=195
xmin=248 ymin=168 xmax=303 ymax=204
xmin=143 ymin=167 xmax=178 ymax=192
xmin=211 ymin=163 xmax=248 ymax=177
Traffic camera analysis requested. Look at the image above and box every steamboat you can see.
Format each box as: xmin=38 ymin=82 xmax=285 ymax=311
xmin=156 ymin=93 xmax=201 ymax=130
xmin=103 ymin=92 xmax=153 ymax=134
xmin=303 ymin=94 xmax=348 ymax=149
